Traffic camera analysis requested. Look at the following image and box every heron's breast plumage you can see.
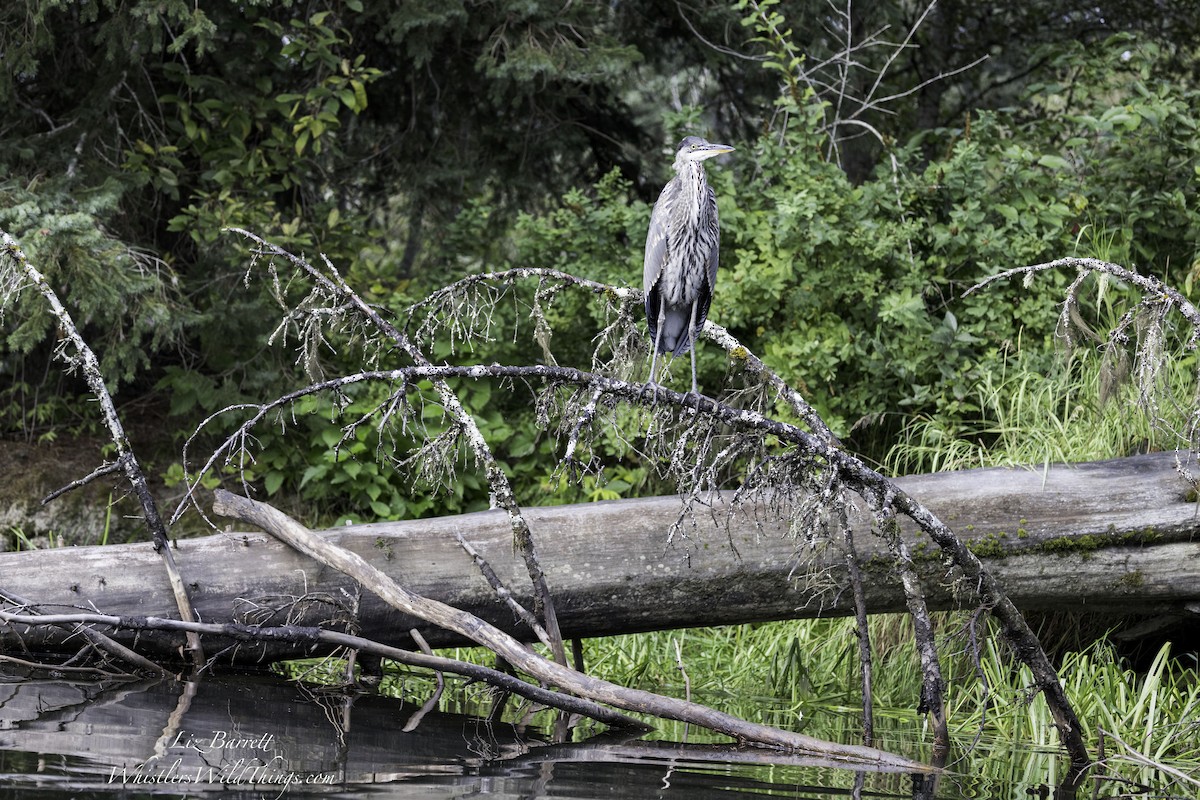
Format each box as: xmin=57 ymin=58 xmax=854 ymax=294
xmin=658 ymin=166 xmax=716 ymax=305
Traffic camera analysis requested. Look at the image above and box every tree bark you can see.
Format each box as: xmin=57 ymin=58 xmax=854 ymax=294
xmin=1 ymin=452 xmax=1197 ymax=663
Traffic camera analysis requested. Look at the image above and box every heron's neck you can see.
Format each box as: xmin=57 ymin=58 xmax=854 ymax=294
xmin=673 ymin=156 xmax=707 ymax=182
xmin=672 ymin=159 xmax=708 ymax=215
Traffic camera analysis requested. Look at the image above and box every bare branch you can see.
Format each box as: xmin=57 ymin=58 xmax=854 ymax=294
xmin=970 ymin=257 xmax=1200 ymax=463
xmin=224 ymin=229 xmax=570 ymax=666
xmin=153 ymin=236 xmax=1089 ymax=772
xmin=0 ymin=604 xmax=648 ymax=732
xmin=41 ymin=461 xmax=122 ymax=505
xmin=454 ymin=530 xmax=552 ymax=649
xmin=0 ymin=230 xmax=205 ymax=670
xmin=210 ymin=487 xmax=930 ymax=767
xmin=968 ymin=258 xmax=1200 ymax=345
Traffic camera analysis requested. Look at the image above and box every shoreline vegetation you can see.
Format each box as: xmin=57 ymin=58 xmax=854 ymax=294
xmin=3 ymin=1 xmax=1200 ymax=791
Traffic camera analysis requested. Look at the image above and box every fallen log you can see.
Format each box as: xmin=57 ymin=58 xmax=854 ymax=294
xmin=1 ymin=452 xmax=1198 ymax=664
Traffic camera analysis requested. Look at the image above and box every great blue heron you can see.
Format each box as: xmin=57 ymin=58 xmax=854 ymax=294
xmin=643 ymin=135 xmax=734 ymax=395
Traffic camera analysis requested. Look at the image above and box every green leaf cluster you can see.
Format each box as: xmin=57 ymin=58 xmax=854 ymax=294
xmin=0 ymin=178 xmax=195 ymax=389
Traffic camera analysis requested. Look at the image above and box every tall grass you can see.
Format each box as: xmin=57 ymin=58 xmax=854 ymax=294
xmin=564 ymin=616 xmax=1200 ymax=791
xmin=883 ymin=340 xmax=1196 ymax=476
xmin=560 ymin=342 xmax=1200 ymax=790
xmin=381 ymin=614 xmax=1196 ymax=793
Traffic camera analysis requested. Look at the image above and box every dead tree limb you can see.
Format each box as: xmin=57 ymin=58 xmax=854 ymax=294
xmin=839 ymin=517 xmax=874 ymax=747
xmin=0 ymin=605 xmax=649 ymax=732
xmin=0 ymin=230 xmax=205 ymax=670
xmin=3 ymin=449 xmax=1194 ymax=778
xmin=210 ymin=488 xmax=930 ymax=769
xmin=958 ymin=255 xmax=1200 ymax=776
xmin=155 ymin=347 xmax=1090 ymax=770
xmin=2 ymin=451 xmax=1192 ymax=655
xmin=0 ymin=588 xmax=171 ymax=678
xmin=969 ymin=257 xmax=1200 ymax=468
xmin=217 ymin=229 xmax=569 ymax=668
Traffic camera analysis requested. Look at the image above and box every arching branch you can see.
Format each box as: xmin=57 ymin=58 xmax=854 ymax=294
xmin=155 ymin=237 xmax=1090 ymax=773
xmin=221 ymin=229 xmax=570 ymax=667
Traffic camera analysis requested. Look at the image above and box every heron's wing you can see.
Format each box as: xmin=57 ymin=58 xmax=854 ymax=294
xmin=705 ymin=184 xmax=720 ymax=288
xmin=694 ymin=184 xmax=720 ymax=333
xmin=643 ymin=181 xmax=674 ymax=293
xmin=643 ymin=181 xmax=675 ymax=339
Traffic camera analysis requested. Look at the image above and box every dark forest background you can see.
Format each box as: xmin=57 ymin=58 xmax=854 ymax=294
xmin=3 ymin=0 xmax=1198 ymax=524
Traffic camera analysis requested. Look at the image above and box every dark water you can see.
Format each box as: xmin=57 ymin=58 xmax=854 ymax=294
xmin=0 ymin=672 xmax=1130 ymax=799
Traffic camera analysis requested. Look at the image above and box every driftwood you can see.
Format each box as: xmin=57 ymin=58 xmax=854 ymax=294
xmin=1 ymin=451 xmax=1196 ymax=665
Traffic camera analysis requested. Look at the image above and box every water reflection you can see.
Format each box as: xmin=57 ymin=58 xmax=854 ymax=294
xmin=0 ymin=672 xmax=1090 ymax=799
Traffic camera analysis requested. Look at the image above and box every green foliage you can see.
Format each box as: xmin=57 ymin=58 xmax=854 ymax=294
xmin=0 ymin=0 xmax=745 ymax=439
xmin=6 ymin=1 xmax=1200 ymax=517
xmin=413 ymin=32 xmax=1200 ymax=498
xmin=563 ymin=619 xmax=1199 ymax=787
xmin=5 ymin=525 xmax=65 ymax=550
xmin=1 ymin=2 xmax=388 ymax=438
xmin=415 ymin=618 xmax=1198 ymax=788
xmin=0 ymin=178 xmax=194 ymax=400
xmin=714 ymin=108 xmax=1086 ymax=435
xmin=130 ymin=13 xmax=384 ymax=250
xmin=884 ymin=342 xmax=1197 ymax=476
xmin=1021 ymin=34 xmax=1200 ymax=275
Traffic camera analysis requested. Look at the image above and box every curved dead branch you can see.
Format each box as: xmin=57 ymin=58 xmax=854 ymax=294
xmin=219 ymin=229 xmax=569 ymax=667
xmin=211 ymin=488 xmax=932 ymax=770
xmin=168 ymin=233 xmax=1092 ymax=772
xmin=174 ymin=352 xmax=1085 ymax=769
xmin=3 ymin=226 xmax=1097 ymax=774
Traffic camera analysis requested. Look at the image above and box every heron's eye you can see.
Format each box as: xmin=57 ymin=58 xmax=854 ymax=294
xmin=689 ymin=144 xmax=697 ymax=150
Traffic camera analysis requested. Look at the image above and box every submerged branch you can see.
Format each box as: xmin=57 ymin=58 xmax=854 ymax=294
xmin=0 ymin=588 xmax=171 ymax=678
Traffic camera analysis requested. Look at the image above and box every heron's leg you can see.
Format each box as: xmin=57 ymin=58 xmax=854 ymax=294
xmin=646 ymin=295 xmax=668 ymax=400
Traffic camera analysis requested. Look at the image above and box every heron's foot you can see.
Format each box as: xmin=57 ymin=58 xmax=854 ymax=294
xmin=641 ymin=379 xmax=661 ymax=405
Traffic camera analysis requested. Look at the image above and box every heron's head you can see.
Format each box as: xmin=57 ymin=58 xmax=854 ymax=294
xmin=674 ymin=136 xmax=735 ymax=168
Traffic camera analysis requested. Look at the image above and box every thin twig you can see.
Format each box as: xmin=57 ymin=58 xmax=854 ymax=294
xmin=840 ymin=511 xmax=874 ymax=746
xmin=41 ymin=461 xmax=122 ymax=505
xmin=453 ymin=530 xmax=552 ymax=649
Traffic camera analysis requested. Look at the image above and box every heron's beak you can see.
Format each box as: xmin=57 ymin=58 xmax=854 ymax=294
xmin=699 ymin=144 xmax=735 ymax=160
